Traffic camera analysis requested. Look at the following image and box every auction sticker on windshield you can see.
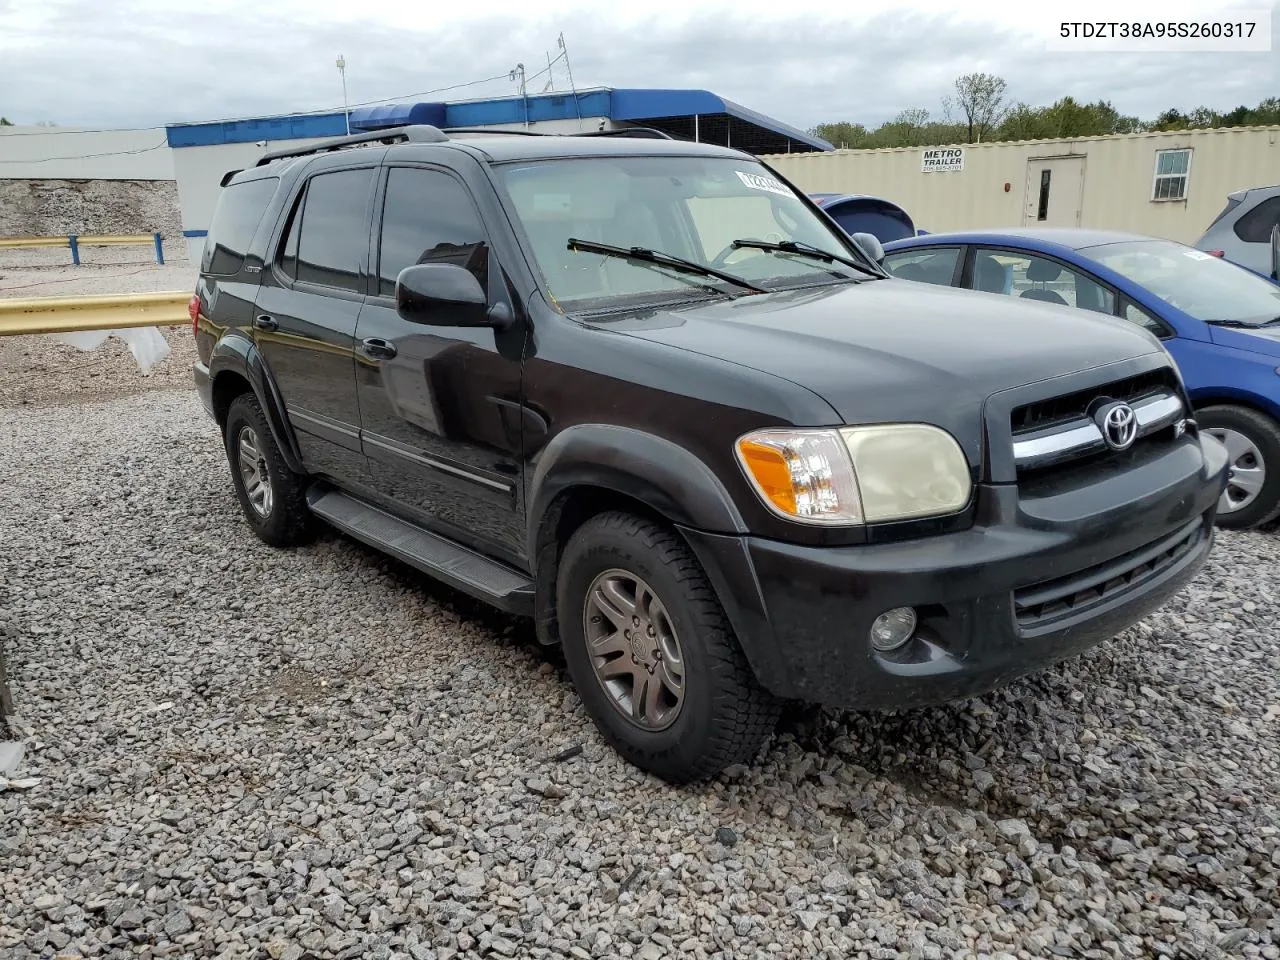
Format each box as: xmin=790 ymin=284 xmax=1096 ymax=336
xmin=736 ymin=171 xmax=792 ymax=197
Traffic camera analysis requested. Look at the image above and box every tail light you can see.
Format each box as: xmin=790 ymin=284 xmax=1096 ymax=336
xmin=188 ymin=294 xmax=201 ymax=339
xmin=1206 ymin=250 xmax=1225 ymax=258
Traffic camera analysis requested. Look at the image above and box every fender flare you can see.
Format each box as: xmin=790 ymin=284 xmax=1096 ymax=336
xmin=208 ymin=331 xmax=305 ymax=473
xmin=525 ymin=424 xmax=748 ymax=560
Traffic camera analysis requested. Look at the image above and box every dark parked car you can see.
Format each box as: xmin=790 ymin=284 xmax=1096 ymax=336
xmin=192 ymin=126 xmax=1227 ymax=782
xmin=882 ymin=228 xmax=1280 ymax=529
xmin=809 ymin=192 xmax=920 ymax=243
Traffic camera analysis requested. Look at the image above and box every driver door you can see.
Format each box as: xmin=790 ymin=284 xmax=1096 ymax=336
xmin=353 ymin=164 xmax=528 ymax=565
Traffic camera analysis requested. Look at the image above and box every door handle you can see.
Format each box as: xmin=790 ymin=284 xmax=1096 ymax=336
xmin=361 ymin=337 xmax=397 ymax=360
xmin=253 ymin=314 xmax=278 ymax=332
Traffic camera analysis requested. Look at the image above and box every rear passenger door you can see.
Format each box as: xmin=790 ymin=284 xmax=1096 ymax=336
xmin=353 ymin=164 xmax=527 ymax=564
xmin=253 ymin=164 xmax=377 ymax=485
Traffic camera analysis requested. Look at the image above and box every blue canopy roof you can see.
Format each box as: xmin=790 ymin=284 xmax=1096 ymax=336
xmin=168 ymin=87 xmax=831 ymax=154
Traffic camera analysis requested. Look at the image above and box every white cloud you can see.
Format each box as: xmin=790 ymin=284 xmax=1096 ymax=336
xmin=0 ymin=0 xmax=1275 ymax=129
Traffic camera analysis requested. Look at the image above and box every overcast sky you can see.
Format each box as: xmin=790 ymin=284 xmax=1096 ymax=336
xmin=1 ymin=0 xmax=1276 ymax=132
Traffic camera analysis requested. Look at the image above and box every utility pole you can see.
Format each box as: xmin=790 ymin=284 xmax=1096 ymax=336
xmin=336 ymin=54 xmax=350 ymax=135
xmin=510 ymin=63 xmax=528 ymax=127
xmin=558 ymin=33 xmax=582 ymax=125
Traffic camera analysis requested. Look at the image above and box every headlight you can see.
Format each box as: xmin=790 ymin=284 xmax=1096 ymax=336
xmin=735 ymin=424 xmax=971 ymax=525
xmin=734 ymin=429 xmax=864 ymax=524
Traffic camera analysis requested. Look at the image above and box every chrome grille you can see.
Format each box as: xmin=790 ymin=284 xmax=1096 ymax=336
xmin=1012 ymin=389 xmax=1186 ymax=471
xmin=1010 ymin=369 xmax=1175 ymax=434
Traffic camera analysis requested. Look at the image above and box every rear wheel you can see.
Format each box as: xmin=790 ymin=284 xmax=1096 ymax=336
xmin=1198 ymin=404 xmax=1280 ymax=530
xmin=223 ymin=394 xmax=315 ymax=547
xmin=556 ymin=511 xmax=781 ymax=783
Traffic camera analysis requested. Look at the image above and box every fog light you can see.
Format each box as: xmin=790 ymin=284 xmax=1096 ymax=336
xmin=870 ymin=607 xmax=917 ymax=652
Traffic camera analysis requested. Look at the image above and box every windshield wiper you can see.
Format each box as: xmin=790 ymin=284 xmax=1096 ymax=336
xmin=1207 ymin=317 xmax=1280 ymax=328
xmin=730 ymin=238 xmax=880 ymax=277
xmin=567 ymin=238 xmax=768 ymax=295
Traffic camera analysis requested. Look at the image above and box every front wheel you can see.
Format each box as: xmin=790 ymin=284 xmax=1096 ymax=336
xmin=1198 ymin=404 xmax=1280 ymax=530
xmin=556 ymin=512 xmax=781 ymax=783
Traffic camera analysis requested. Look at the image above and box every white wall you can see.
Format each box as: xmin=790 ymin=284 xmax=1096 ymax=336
xmin=172 ymin=138 xmax=332 ymax=261
xmin=0 ymin=127 xmax=176 ymax=180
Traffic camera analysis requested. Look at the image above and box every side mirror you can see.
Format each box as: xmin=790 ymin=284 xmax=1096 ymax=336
xmin=395 ymin=264 xmax=512 ymax=329
xmin=1271 ymin=223 xmax=1279 ymax=283
xmin=850 ymin=231 xmax=884 ymax=265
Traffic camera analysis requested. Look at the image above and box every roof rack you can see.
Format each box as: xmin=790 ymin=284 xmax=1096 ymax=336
xmin=443 ymin=125 xmax=675 ymax=141
xmin=254 ymin=125 xmax=448 ymax=166
xmin=577 ymin=127 xmax=675 ymax=140
xmin=247 ymin=122 xmax=680 ymax=174
xmin=442 ymin=127 xmax=544 ymax=137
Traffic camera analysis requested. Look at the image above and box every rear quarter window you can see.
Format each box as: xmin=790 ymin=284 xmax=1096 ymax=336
xmin=1234 ymin=196 xmax=1280 ymax=243
xmin=202 ymin=177 xmax=279 ymax=276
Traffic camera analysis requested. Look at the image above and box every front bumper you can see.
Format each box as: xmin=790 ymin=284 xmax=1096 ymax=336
xmin=684 ymin=433 xmax=1228 ymax=709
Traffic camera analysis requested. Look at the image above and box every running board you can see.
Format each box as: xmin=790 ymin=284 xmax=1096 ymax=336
xmin=306 ymin=486 xmax=534 ymax=615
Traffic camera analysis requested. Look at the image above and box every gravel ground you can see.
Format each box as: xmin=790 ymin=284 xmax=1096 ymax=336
xmin=1 ymin=390 xmax=1279 ymax=960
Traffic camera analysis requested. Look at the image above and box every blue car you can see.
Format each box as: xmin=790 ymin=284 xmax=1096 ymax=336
xmin=809 ymin=193 xmax=921 ymax=244
xmin=882 ymin=228 xmax=1280 ymax=530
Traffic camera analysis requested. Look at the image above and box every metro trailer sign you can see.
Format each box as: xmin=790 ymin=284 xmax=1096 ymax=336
xmin=921 ymin=148 xmax=965 ymax=172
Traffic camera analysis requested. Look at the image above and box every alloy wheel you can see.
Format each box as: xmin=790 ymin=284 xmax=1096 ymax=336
xmin=236 ymin=424 xmax=273 ymax=518
xmin=582 ymin=569 xmax=686 ymax=731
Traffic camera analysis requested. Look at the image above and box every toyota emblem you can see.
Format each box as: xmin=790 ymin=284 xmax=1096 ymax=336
xmin=1096 ymin=401 xmax=1138 ymax=451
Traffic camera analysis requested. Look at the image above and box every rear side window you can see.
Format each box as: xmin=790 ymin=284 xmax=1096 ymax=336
xmin=279 ymin=168 xmax=375 ymax=292
xmin=202 ymin=178 xmax=278 ymax=276
xmin=1234 ymin=197 xmax=1280 ymax=243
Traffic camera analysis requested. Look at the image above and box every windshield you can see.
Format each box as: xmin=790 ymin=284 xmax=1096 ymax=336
xmin=1087 ymin=239 xmax=1280 ymax=325
xmin=498 ymin=156 xmax=871 ymax=308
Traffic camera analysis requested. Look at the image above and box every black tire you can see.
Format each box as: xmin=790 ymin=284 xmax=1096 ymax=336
xmin=223 ymin=393 xmax=315 ymax=547
xmin=1197 ymin=404 xmax=1280 ymax=530
xmin=556 ymin=511 xmax=781 ymax=783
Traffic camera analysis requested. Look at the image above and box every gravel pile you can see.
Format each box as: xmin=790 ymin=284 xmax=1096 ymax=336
xmin=1 ymin=389 xmax=1277 ymax=960
xmin=0 ymin=179 xmax=185 ymax=246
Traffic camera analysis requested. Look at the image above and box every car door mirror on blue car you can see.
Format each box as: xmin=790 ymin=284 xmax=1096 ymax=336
xmin=395 ymin=263 xmax=513 ymax=329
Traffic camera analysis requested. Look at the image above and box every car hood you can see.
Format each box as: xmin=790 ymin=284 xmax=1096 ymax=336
xmin=593 ymin=280 xmax=1163 ymax=461
xmin=1208 ymin=323 xmax=1280 ymax=359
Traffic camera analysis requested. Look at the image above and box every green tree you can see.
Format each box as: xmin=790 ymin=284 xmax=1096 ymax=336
xmin=810 ymin=121 xmax=870 ymax=149
xmin=952 ymin=72 xmax=1008 ymax=142
xmin=812 ymin=94 xmax=1276 ymax=152
xmin=0 ymin=117 xmax=12 ymax=126
xmin=1252 ymin=97 xmax=1280 ymax=124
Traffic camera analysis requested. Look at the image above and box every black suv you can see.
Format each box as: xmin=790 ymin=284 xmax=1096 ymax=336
xmin=193 ymin=125 xmax=1228 ymax=783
